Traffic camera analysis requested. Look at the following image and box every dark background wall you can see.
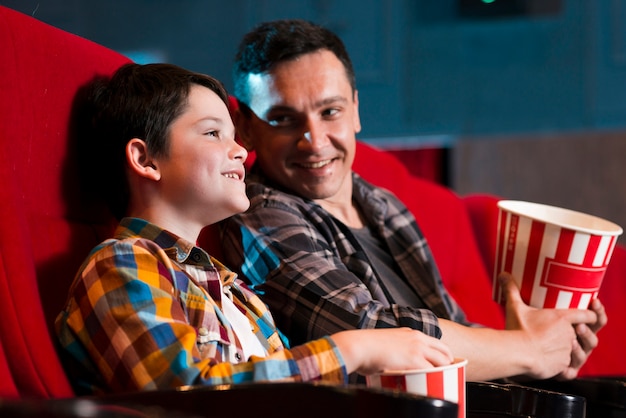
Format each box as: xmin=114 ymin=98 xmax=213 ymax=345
xmin=5 ymin=0 xmax=626 ymax=140
xmin=3 ymin=0 xmax=626 ymax=235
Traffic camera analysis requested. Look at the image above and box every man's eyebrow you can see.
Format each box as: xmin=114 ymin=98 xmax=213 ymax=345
xmin=317 ymin=96 xmax=348 ymax=107
xmin=267 ymin=96 xmax=349 ymax=113
xmin=266 ymin=105 xmax=295 ymax=113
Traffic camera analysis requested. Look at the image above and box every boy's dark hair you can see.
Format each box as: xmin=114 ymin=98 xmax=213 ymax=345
xmin=232 ymin=19 xmax=356 ymax=108
xmin=82 ymin=63 xmax=229 ymax=219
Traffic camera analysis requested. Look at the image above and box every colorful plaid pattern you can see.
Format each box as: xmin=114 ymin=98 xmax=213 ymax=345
xmin=221 ymin=172 xmax=468 ymax=349
xmin=55 ymin=218 xmax=347 ymax=394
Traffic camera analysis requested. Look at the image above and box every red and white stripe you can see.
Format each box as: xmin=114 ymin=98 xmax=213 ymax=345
xmin=367 ymin=360 xmax=466 ymax=418
xmin=494 ymin=210 xmax=618 ymax=309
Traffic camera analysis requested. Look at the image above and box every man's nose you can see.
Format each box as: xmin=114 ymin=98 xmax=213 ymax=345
xmin=299 ymin=121 xmax=327 ymax=150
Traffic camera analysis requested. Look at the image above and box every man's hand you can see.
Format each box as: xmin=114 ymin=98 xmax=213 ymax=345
xmin=500 ymin=272 xmax=600 ymax=380
xmin=555 ymin=298 xmax=607 ymax=380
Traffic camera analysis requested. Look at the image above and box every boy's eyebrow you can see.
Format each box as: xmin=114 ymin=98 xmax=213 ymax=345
xmin=196 ymin=116 xmax=224 ymax=124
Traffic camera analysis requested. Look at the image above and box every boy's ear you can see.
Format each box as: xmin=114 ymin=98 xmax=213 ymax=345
xmin=233 ymin=108 xmax=254 ymax=151
xmin=126 ymin=138 xmax=161 ymax=181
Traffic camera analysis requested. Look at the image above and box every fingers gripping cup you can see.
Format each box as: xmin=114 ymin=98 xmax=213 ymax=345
xmin=366 ymin=358 xmax=467 ymax=418
xmin=493 ymin=200 xmax=623 ymax=309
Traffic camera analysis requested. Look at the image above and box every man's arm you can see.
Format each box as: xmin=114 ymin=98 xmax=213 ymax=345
xmin=221 ymin=187 xmax=606 ymax=382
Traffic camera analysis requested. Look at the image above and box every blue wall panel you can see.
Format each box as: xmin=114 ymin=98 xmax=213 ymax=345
xmin=3 ymin=0 xmax=625 ymax=144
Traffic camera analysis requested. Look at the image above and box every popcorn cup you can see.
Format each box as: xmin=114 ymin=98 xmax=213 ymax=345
xmin=366 ymin=358 xmax=467 ymax=418
xmin=493 ymin=200 xmax=623 ymax=309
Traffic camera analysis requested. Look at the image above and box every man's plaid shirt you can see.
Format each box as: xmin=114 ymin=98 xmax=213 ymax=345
xmin=222 ymin=172 xmax=469 ymax=348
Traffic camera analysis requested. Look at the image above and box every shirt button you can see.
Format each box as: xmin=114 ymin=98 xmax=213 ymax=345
xmin=197 ymin=327 xmax=210 ymax=344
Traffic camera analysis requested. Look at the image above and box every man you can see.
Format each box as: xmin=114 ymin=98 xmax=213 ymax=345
xmin=221 ymin=19 xmax=606 ymax=382
xmin=55 ymin=63 xmax=453 ymax=394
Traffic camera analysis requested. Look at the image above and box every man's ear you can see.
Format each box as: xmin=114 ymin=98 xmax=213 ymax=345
xmin=126 ymin=138 xmax=161 ymax=181
xmin=233 ymin=108 xmax=254 ymax=151
xmin=353 ymin=89 xmax=362 ymax=135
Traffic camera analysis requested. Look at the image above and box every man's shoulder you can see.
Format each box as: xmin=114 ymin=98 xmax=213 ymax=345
xmin=352 ymin=173 xmax=407 ymax=209
xmin=245 ymin=179 xmax=311 ymax=211
xmin=221 ymin=180 xmax=327 ymax=234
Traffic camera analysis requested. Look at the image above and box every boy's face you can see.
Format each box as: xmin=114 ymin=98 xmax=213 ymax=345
xmin=237 ymin=49 xmax=361 ymax=203
xmin=155 ymin=85 xmax=249 ymax=227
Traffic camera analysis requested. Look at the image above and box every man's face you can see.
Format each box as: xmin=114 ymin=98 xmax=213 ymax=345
xmin=238 ymin=49 xmax=361 ymax=202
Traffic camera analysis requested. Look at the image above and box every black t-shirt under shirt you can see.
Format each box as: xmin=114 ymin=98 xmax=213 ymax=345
xmin=350 ymin=225 xmax=427 ymax=309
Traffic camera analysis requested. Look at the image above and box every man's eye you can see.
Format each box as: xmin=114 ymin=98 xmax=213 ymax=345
xmin=322 ymin=108 xmax=340 ymax=118
xmin=267 ymin=115 xmax=294 ymax=127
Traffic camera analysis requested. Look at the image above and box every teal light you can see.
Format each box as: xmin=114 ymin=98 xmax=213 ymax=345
xmin=482 ymin=0 xmax=496 ymax=3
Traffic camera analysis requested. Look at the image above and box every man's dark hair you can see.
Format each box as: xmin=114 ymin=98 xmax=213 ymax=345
xmin=83 ymin=63 xmax=229 ymax=219
xmin=232 ymin=19 xmax=356 ymax=107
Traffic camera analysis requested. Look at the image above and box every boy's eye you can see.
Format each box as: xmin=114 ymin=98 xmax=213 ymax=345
xmin=205 ymin=130 xmax=218 ymax=137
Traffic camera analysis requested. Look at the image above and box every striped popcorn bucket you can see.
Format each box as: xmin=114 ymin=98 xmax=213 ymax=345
xmin=493 ymin=200 xmax=622 ymax=309
xmin=366 ymin=358 xmax=467 ymax=418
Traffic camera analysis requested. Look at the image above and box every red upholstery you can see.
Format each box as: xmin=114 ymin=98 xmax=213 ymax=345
xmin=386 ymin=147 xmax=447 ymax=184
xmin=0 ymin=6 xmax=130 ymax=398
xmin=0 ymin=335 xmax=18 ymax=400
xmin=463 ymin=194 xmax=502 ymax=283
xmin=464 ymin=194 xmax=626 ymax=377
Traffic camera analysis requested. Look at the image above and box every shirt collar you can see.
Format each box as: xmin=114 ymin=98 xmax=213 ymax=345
xmin=351 ymin=173 xmax=388 ymax=222
xmin=116 ymin=217 xmax=211 ymax=265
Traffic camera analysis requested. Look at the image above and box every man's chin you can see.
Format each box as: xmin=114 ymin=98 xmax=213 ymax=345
xmin=299 ymin=186 xmax=337 ymax=202
xmin=277 ymin=171 xmax=345 ymax=201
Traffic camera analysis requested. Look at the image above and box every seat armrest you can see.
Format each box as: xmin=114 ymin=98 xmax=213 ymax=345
xmin=0 ymin=383 xmax=459 ymax=418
